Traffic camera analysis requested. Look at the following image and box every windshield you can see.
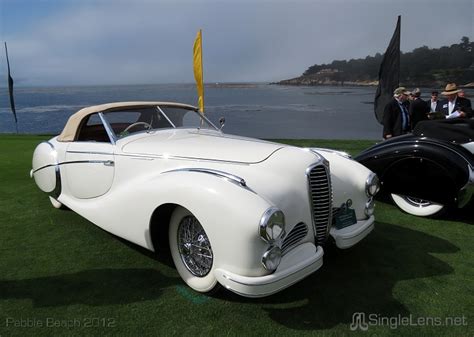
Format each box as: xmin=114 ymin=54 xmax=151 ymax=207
xmin=101 ymin=105 xmax=217 ymax=139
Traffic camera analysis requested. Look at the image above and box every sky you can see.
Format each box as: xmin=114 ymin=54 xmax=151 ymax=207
xmin=0 ymin=0 xmax=472 ymax=86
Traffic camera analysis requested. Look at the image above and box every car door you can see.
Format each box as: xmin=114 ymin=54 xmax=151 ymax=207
xmin=63 ymin=113 xmax=115 ymax=199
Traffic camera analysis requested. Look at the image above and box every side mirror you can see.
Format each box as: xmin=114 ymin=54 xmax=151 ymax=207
xmin=219 ymin=117 xmax=226 ymax=130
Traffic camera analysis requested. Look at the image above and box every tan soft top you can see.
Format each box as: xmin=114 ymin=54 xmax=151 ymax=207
xmin=57 ymin=101 xmax=198 ymax=142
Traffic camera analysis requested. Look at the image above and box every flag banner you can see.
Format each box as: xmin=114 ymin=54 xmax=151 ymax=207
xmin=374 ymin=16 xmax=401 ymax=124
xmin=193 ymin=30 xmax=204 ymax=113
xmin=4 ymin=42 xmax=18 ymax=132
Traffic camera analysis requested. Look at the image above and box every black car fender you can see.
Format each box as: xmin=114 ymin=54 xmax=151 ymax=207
xmin=355 ymin=135 xmax=473 ymax=206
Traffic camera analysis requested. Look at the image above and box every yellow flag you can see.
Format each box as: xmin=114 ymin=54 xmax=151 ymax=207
xmin=193 ymin=29 xmax=204 ymax=113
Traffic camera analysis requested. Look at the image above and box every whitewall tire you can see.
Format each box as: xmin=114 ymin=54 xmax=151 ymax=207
xmin=169 ymin=206 xmax=218 ymax=293
xmin=391 ymin=193 xmax=445 ymax=217
xmin=49 ymin=196 xmax=67 ymax=210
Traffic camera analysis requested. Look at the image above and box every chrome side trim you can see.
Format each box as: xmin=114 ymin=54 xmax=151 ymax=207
xmin=33 ymin=160 xmax=115 ymax=174
xmin=116 ymin=147 xmax=283 ymax=165
xmin=66 ymin=150 xmax=114 ymax=156
xmin=162 ymin=168 xmax=255 ymax=192
xmin=98 ymin=112 xmax=117 ymax=145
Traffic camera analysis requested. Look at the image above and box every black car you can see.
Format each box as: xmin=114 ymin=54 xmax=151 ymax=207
xmin=356 ymin=119 xmax=474 ymax=216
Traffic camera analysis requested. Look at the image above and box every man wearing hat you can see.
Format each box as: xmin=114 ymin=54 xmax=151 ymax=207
xmin=439 ymin=83 xmax=472 ymax=118
xmin=382 ymin=87 xmax=411 ymax=139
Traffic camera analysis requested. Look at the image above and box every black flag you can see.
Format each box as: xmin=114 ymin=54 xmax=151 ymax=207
xmin=374 ymin=16 xmax=401 ymax=124
xmin=4 ymin=42 xmax=18 ymax=133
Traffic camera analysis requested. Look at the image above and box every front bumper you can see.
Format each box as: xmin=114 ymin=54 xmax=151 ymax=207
xmin=214 ymin=242 xmax=323 ymax=298
xmin=329 ymin=215 xmax=375 ymax=249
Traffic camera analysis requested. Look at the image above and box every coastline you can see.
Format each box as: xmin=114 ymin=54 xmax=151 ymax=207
xmin=273 ymin=77 xmax=474 ymax=89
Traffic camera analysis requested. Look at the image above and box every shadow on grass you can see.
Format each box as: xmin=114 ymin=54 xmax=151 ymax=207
xmin=215 ymin=222 xmax=459 ymax=330
xmin=447 ymin=200 xmax=474 ymax=225
xmin=0 ymin=268 xmax=179 ymax=307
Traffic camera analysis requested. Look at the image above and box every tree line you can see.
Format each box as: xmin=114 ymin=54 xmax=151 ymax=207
xmin=301 ymin=37 xmax=473 ymax=86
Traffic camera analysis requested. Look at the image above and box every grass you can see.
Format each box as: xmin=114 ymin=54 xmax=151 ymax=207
xmin=0 ymin=134 xmax=472 ymax=337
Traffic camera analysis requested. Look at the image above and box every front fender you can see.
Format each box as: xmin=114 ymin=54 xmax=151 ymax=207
xmin=154 ymin=170 xmax=273 ymax=277
xmin=356 ymin=136 xmax=473 ymax=205
xmin=61 ymin=169 xmax=274 ymax=278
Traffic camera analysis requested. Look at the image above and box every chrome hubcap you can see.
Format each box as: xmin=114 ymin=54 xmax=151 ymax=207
xmin=404 ymin=196 xmax=433 ymax=208
xmin=177 ymin=216 xmax=213 ymax=277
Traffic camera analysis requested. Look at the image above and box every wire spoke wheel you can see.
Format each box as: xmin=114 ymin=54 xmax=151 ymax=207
xmin=169 ymin=206 xmax=219 ymax=293
xmin=177 ymin=216 xmax=213 ymax=277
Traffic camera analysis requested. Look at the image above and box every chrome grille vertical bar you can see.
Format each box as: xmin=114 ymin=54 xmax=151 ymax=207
xmin=306 ymin=160 xmax=332 ymax=246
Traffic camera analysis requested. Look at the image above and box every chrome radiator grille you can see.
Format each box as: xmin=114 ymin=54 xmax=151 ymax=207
xmin=281 ymin=222 xmax=308 ymax=254
xmin=307 ymin=162 xmax=332 ymax=245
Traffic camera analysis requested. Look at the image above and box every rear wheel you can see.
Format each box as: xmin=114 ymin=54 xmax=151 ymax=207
xmin=169 ymin=206 xmax=219 ymax=293
xmin=391 ymin=193 xmax=445 ymax=217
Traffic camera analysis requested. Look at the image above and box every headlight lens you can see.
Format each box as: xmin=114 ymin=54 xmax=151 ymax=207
xmin=259 ymin=207 xmax=285 ymax=243
xmin=261 ymin=246 xmax=282 ymax=271
xmin=366 ymin=172 xmax=380 ymax=197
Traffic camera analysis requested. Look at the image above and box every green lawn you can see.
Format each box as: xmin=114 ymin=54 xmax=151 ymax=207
xmin=0 ymin=135 xmax=472 ymax=337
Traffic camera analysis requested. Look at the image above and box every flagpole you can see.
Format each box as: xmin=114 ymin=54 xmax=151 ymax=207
xmin=4 ymin=42 xmax=18 ymax=133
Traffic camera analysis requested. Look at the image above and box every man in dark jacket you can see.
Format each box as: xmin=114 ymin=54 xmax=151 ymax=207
xmin=439 ymin=83 xmax=472 ymax=119
xmin=409 ymin=88 xmax=430 ymax=129
xmin=427 ymin=91 xmax=442 ymax=112
xmin=382 ymin=87 xmax=411 ymax=139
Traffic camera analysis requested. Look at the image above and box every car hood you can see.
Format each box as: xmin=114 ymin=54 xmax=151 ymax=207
xmin=119 ymin=129 xmax=284 ymax=164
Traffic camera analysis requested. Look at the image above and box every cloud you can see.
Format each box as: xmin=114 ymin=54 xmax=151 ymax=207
xmin=1 ymin=0 xmax=472 ymax=86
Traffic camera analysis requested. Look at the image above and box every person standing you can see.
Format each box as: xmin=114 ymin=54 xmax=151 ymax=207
xmin=382 ymin=87 xmax=411 ymax=139
xmin=427 ymin=91 xmax=442 ymax=112
xmin=409 ymin=88 xmax=430 ymax=129
xmin=439 ymin=83 xmax=472 ymax=118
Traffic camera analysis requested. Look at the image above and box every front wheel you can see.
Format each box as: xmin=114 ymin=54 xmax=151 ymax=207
xmin=391 ymin=193 xmax=445 ymax=217
xmin=169 ymin=206 xmax=219 ymax=293
xmin=49 ymin=196 xmax=68 ymax=210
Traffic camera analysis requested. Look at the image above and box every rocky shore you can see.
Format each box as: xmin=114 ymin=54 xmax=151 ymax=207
xmin=274 ymin=75 xmax=474 ymax=89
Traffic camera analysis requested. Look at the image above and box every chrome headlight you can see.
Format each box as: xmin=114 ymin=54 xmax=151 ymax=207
xmin=366 ymin=172 xmax=380 ymax=197
xmin=365 ymin=198 xmax=375 ymax=217
xmin=259 ymin=207 xmax=285 ymax=243
xmin=261 ymin=246 xmax=282 ymax=271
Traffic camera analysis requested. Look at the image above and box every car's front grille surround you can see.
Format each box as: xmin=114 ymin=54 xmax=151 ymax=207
xmin=281 ymin=222 xmax=308 ymax=254
xmin=306 ymin=160 xmax=332 ymax=246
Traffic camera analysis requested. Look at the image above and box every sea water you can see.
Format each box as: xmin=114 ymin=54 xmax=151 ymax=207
xmin=0 ymin=83 xmax=383 ymax=139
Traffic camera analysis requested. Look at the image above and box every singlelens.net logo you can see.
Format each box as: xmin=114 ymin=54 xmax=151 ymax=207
xmin=350 ymin=312 xmax=368 ymax=331
xmin=349 ymin=312 xmax=468 ymax=331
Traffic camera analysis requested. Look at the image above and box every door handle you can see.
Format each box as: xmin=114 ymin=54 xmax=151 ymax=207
xmin=103 ymin=160 xmax=115 ymax=167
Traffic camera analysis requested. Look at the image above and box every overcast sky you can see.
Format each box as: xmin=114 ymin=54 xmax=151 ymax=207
xmin=0 ymin=0 xmax=472 ymax=86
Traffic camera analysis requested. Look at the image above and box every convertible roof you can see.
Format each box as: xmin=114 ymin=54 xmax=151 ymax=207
xmin=57 ymin=101 xmax=198 ymax=142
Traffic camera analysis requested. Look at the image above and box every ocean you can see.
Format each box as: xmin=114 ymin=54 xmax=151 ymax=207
xmin=0 ymin=83 xmax=383 ymax=139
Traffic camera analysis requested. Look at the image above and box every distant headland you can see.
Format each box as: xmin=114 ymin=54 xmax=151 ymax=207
xmin=275 ymin=37 xmax=474 ymax=88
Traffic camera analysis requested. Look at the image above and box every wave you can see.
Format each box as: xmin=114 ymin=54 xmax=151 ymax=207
xmin=0 ymin=105 xmax=83 ymax=114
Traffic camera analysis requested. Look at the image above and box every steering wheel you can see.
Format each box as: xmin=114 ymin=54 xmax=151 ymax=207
xmin=123 ymin=122 xmax=152 ymax=133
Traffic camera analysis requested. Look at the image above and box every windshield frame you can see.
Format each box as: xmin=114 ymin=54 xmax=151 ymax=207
xmin=99 ymin=104 xmax=219 ymax=143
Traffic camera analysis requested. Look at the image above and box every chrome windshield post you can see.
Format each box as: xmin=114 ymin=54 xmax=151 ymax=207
xmin=156 ymin=106 xmax=176 ymax=128
xmin=98 ymin=112 xmax=117 ymax=145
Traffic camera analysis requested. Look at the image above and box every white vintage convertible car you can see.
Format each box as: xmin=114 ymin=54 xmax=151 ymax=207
xmin=31 ymin=102 xmax=379 ymax=297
